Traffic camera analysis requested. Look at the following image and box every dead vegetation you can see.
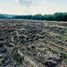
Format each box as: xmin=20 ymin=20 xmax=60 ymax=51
xmin=0 ymin=19 xmax=67 ymax=67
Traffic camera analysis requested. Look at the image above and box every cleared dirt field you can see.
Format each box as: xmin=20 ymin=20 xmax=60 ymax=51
xmin=0 ymin=19 xmax=67 ymax=67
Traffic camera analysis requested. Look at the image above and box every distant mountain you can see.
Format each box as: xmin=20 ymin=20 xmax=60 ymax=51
xmin=0 ymin=14 xmax=15 ymax=19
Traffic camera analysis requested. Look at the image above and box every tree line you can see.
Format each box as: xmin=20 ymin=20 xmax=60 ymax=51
xmin=0 ymin=13 xmax=67 ymax=21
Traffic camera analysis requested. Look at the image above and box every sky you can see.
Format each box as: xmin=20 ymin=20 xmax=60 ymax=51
xmin=0 ymin=0 xmax=67 ymax=15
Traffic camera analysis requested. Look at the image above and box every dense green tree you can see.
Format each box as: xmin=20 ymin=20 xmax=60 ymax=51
xmin=0 ymin=13 xmax=67 ymax=21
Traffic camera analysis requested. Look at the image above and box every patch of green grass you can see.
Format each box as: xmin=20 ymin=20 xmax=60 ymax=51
xmin=61 ymin=52 xmax=67 ymax=59
xmin=60 ymin=33 xmax=67 ymax=41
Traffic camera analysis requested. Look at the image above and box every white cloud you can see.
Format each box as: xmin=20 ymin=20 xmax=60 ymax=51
xmin=19 ymin=0 xmax=32 ymax=6
xmin=0 ymin=0 xmax=67 ymax=15
xmin=14 ymin=0 xmax=19 ymax=3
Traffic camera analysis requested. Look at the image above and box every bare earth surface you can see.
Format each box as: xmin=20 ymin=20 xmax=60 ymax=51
xmin=0 ymin=19 xmax=67 ymax=67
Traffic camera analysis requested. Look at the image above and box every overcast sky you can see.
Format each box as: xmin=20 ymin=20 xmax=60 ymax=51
xmin=0 ymin=0 xmax=67 ymax=15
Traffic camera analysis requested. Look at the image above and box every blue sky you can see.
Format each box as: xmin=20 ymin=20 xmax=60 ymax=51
xmin=0 ymin=0 xmax=67 ymax=15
